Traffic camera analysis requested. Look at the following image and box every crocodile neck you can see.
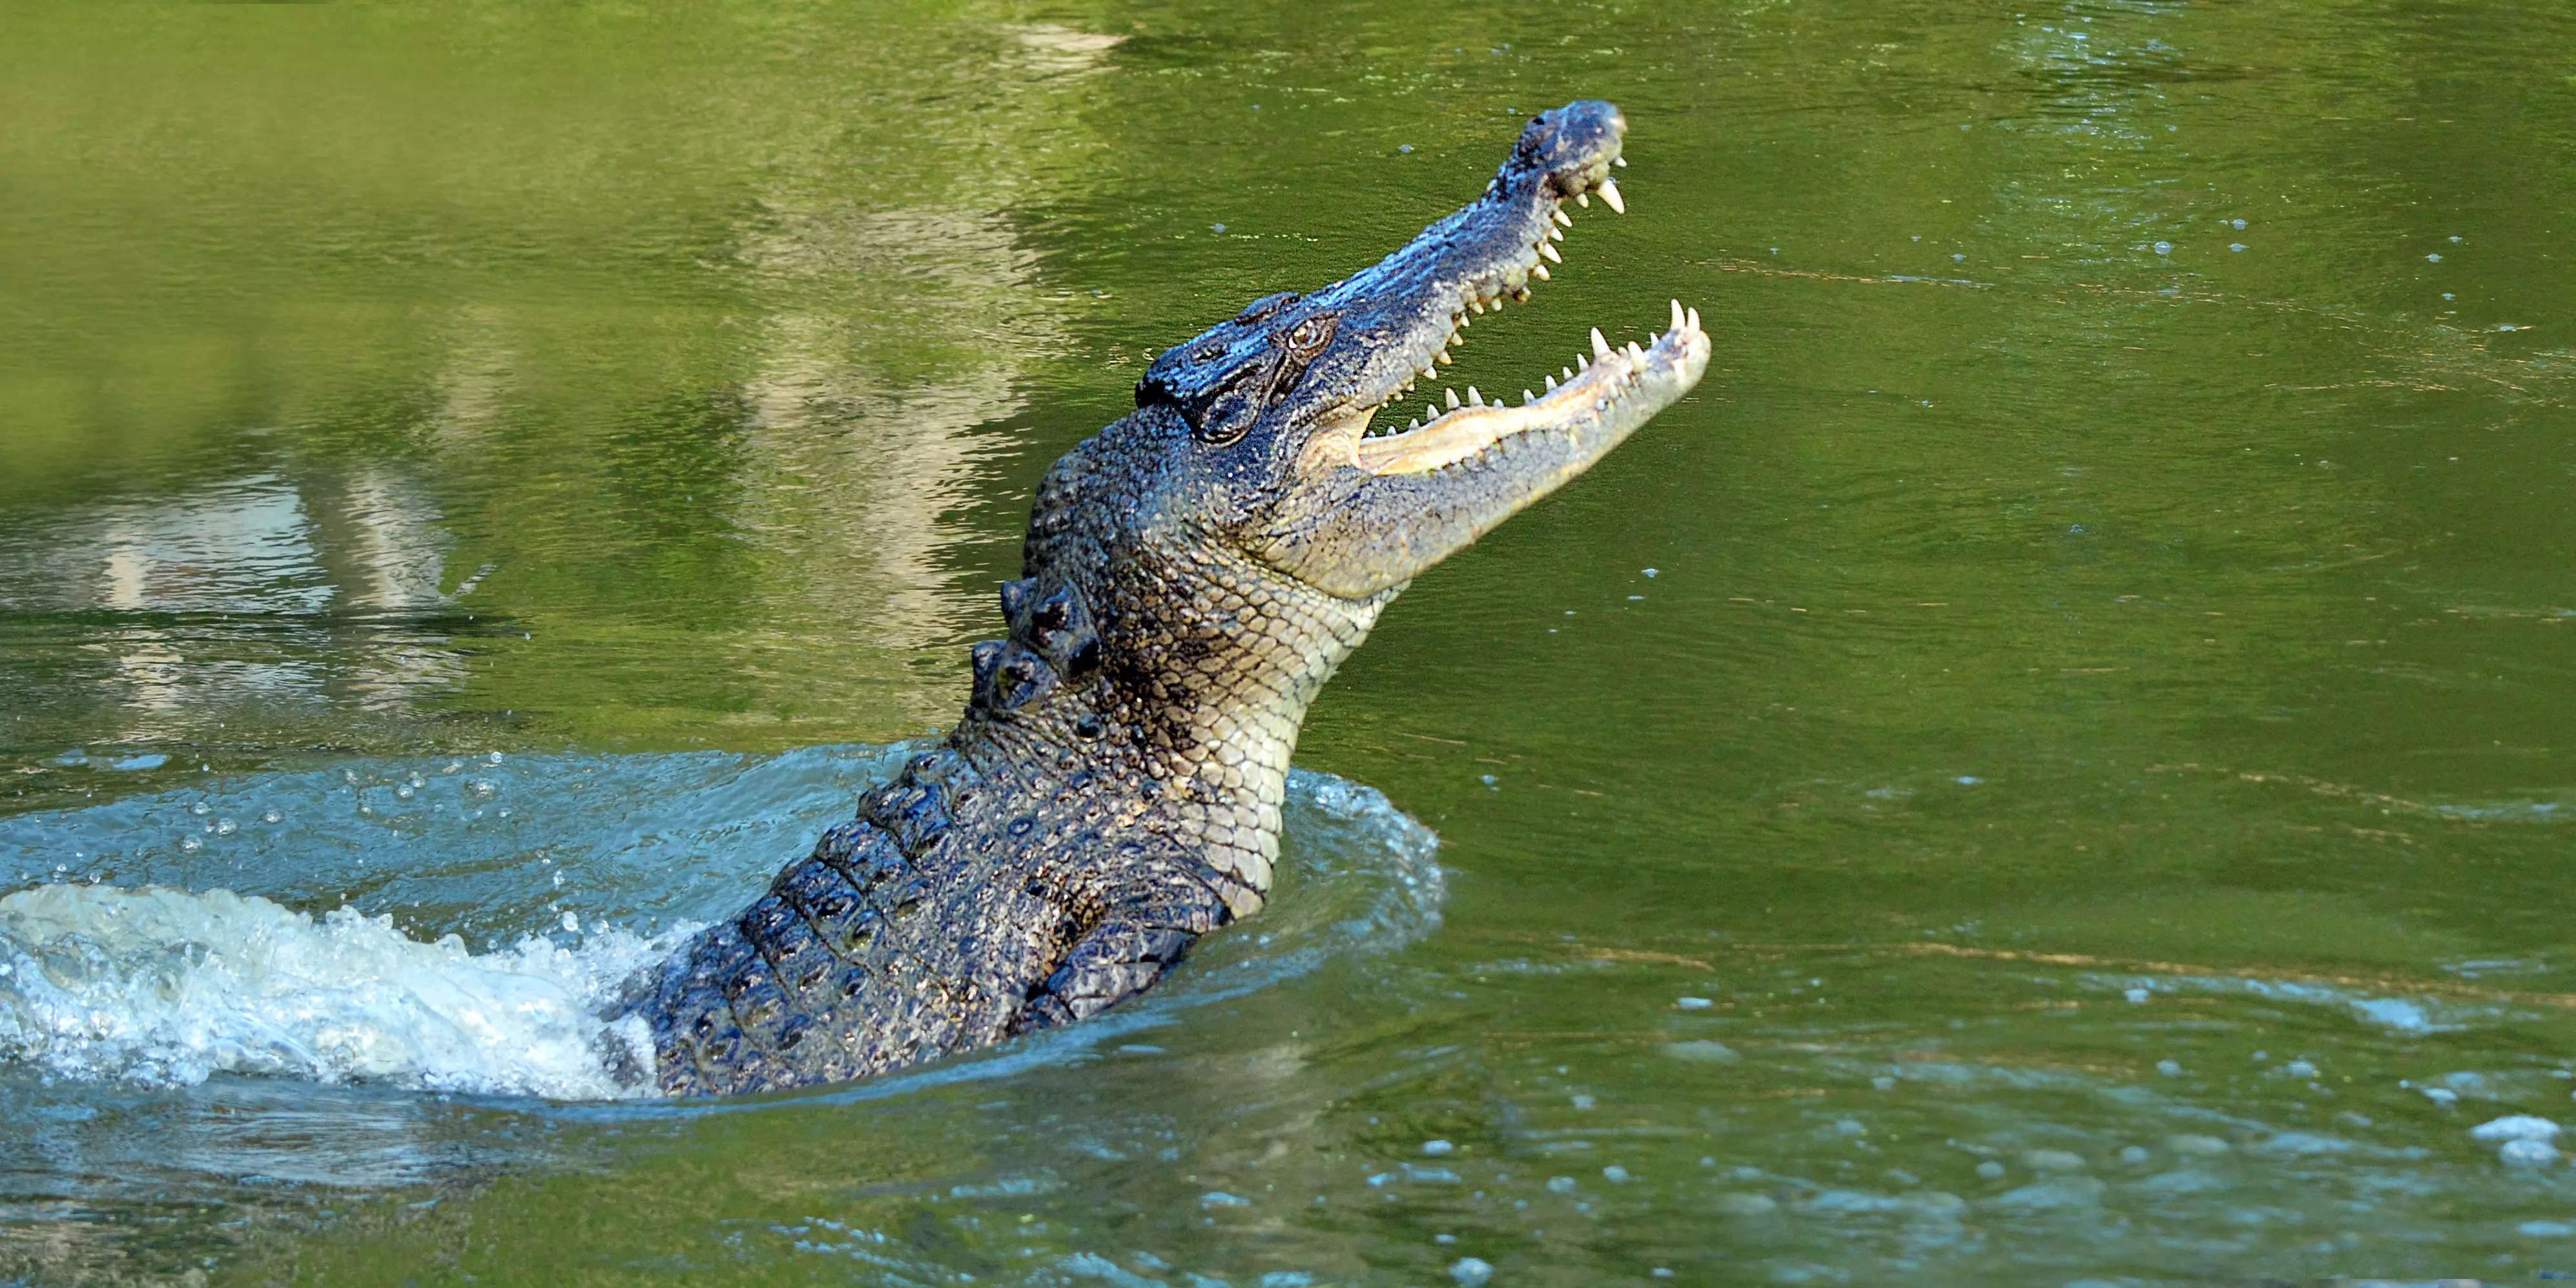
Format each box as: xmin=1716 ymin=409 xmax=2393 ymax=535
xmin=952 ymin=488 xmax=1397 ymax=915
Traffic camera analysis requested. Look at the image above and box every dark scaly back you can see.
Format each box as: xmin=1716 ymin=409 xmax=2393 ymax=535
xmin=632 ymin=413 xmax=1252 ymax=1096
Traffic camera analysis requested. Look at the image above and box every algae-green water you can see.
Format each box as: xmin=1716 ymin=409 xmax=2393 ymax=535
xmin=3 ymin=3 xmax=2573 ymax=1283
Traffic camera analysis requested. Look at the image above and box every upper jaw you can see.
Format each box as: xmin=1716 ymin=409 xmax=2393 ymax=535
xmin=1285 ymin=101 xmax=1704 ymax=480
xmin=1301 ymin=101 xmax=1635 ymax=440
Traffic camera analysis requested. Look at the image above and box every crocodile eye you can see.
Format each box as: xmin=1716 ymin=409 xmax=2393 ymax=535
xmin=1283 ymin=317 xmax=1330 ymax=355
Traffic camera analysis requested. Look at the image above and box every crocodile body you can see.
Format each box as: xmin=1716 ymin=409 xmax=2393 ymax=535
xmin=624 ymin=100 xmax=1711 ymax=1096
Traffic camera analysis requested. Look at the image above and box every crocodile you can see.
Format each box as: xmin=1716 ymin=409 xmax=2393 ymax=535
xmin=622 ymin=99 xmax=1711 ymax=1096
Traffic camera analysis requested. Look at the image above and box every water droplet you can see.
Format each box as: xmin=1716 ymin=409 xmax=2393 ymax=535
xmin=2152 ymin=241 xmax=2172 ymax=255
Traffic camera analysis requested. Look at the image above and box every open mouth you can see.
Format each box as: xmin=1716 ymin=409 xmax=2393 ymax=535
xmin=1354 ymin=302 xmax=1706 ymax=474
xmin=1320 ymin=170 xmax=1711 ymax=477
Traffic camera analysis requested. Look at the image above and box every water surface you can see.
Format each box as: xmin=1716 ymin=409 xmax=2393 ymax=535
xmin=3 ymin=1 xmax=2573 ymax=1283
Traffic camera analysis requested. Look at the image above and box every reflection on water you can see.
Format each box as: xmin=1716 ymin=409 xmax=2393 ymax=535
xmin=0 ymin=471 xmax=477 ymax=746
xmin=3 ymin=0 xmax=2575 ymax=1283
xmin=0 ymin=3 xmax=1125 ymax=784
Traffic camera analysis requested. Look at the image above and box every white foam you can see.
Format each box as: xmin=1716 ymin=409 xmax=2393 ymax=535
xmin=0 ymin=883 xmax=685 ymax=1098
xmin=2470 ymin=1115 xmax=2560 ymax=1143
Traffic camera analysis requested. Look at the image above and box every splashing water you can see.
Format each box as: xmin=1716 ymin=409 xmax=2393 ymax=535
xmin=0 ymin=884 xmax=682 ymax=1097
xmin=0 ymin=752 xmax=1443 ymax=1106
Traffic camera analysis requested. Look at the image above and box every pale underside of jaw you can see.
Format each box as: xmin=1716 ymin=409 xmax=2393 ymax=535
xmin=1337 ymin=300 xmax=1705 ymax=475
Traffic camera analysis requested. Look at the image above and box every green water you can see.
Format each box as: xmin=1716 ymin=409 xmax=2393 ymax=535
xmin=3 ymin=1 xmax=2575 ymax=1283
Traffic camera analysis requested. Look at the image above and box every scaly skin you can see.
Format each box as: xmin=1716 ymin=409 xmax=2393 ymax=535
xmin=623 ymin=101 xmax=1711 ymax=1096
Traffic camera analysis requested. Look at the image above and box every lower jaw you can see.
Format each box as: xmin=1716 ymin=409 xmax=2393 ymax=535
xmin=1348 ymin=304 xmax=1704 ymax=476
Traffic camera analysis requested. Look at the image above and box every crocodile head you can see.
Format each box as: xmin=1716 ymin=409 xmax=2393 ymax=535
xmin=996 ymin=99 xmax=1708 ymax=908
xmin=1121 ymin=98 xmax=1711 ymax=600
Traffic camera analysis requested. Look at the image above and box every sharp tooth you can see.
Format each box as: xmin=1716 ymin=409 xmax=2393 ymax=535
xmin=1598 ymin=178 xmax=1624 ymax=214
xmin=1512 ymin=287 xmax=1531 ymax=304
xmin=1425 ymin=404 xmax=1437 ymax=421
xmin=1561 ymin=366 xmax=1573 ymax=381
xmin=1408 ymin=419 xmax=1420 ymax=430
xmin=1522 ymin=388 xmax=1537 ymax=404
xmin=1538 ymin=242 xmax=1561 ymax=264
xmin=1627 ymin=341 xmax=1645 ymax=360
xmin=1576 ymin=354 xmax=1589 ymax=371
xmin=1613 ymin=156 xmax=1628 ymax=167
xmin=1436 ymin=350 xmax=1453 ymax=366
xmin=1445 ymin=388 xmax=1461 ymax=409
xmin=1576 ymin=192 xmax=1590 ymax=208
xmin=1530 ymin=262 xmax=1551 ymax=280
xmin=1553 ymin=209 xmax=1573 ymax=228
xmin=1458 ymin=314 xmax=1471 ymax=328
xmin=1687 ymin=306 xmax=1700 ymax=330
xmin=1545 ymin=373 xmax=1558 ymax=390
xmin=1591 ymin=327 xmax=1611 ymax=357
xmin=1671 ymin=299 xmax=1686 ymax=331
xmin=1547 ymin=225 xmax=1564 ymax=242
xmin=1468 ymin=386 xmax=1485 ymax=406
